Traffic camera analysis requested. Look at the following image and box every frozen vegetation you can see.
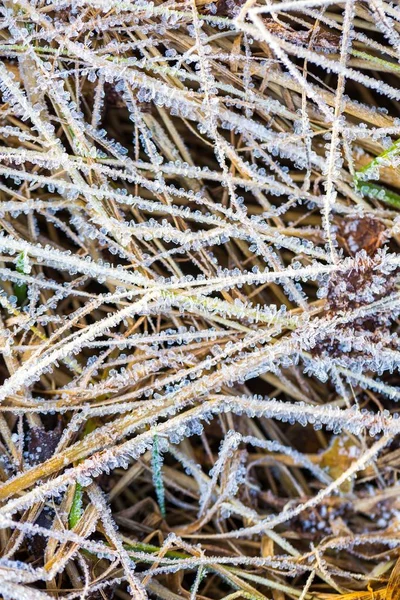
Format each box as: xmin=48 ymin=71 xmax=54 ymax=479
xmin=0 ymin=0 xmax=400 ymax=598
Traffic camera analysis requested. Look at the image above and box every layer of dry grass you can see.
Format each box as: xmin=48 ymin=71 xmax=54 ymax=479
xmin=1 ymin=0 xmax=400 ymax=599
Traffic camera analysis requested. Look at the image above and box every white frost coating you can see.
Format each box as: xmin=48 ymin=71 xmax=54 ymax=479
xmin=0 ymin=0 xmax=399 ymax=596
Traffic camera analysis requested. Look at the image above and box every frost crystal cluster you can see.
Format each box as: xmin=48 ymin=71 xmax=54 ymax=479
xmin=0 ymin=0 xmax=400 ymax=598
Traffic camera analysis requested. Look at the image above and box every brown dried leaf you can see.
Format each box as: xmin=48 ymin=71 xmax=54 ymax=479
xmin=320 ymin=435 xmax=360 ymax=494
xmin=335 ymin=216 xmax=387 ymax=257
xmin=26 ymin=419 xmax=63 ymax=466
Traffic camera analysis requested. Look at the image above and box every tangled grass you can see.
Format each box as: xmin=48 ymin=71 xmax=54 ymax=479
xmin=1 ymin=0 xmax=400 ymax=598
